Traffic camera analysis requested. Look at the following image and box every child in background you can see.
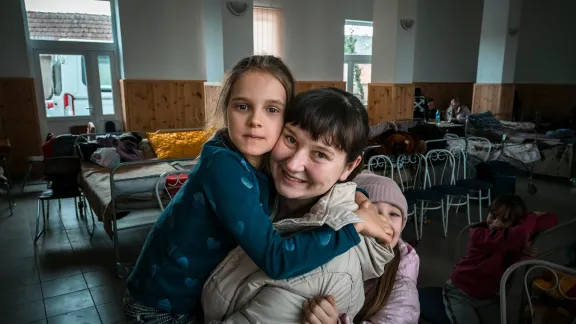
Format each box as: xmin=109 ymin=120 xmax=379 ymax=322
xmin=443 ymin=194 xmax=559 ymax=324
xmin=301 ymin=173 xmax=420 ymax=324
xmin=123 ymin=55 xmax=390 ymax=323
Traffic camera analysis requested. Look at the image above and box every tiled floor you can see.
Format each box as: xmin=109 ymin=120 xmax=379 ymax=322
xmin=0 ymin=183 xmax=140 ymax=324
xmin=0 ymin=176 xmax=574 ymax=323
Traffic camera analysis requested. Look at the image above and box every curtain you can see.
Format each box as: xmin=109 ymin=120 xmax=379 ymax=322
xmin=253 ymin=7 xmax=283 ymax=57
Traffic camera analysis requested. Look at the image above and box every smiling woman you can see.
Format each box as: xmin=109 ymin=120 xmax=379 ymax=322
xmin=271 ymin=87 xmax=369 ymax=200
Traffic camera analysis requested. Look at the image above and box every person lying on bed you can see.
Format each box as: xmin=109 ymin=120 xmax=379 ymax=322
xmin=123 ymin=56 xmax=391 ymax=323
xmin=202 ymin=87 xmax=396 ymax=324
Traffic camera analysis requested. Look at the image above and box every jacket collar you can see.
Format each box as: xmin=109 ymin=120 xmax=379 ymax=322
xmin=273 ymin=182 xmax=363 ymax=232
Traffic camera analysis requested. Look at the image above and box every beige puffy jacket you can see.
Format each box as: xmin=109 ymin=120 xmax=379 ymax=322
xmin=201 ymin=182 xmax=395 ymax=324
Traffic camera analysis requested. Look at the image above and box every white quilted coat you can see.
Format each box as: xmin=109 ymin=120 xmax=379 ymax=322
xmin=201 ymin=182 xmax=395 ymax=324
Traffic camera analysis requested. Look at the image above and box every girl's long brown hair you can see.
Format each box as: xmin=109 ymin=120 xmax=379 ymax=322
xmin=354 ymin=244 xmax=402 ymax=323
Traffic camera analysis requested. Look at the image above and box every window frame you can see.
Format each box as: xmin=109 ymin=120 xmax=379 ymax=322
xmin=344 ymin=20 xmax=373 ymax=102
xmin=344 ymin=55 xmax=371 ymax=94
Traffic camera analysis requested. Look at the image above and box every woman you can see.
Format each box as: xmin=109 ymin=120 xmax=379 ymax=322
xmin=445 ymin=98 xmax=471 ymax=122
xmin=201 ymin=88 xmax=395 ymax=323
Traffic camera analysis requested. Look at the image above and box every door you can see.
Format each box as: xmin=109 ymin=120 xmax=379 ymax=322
xmin=35 ymin=49 xmax=122 ymax=136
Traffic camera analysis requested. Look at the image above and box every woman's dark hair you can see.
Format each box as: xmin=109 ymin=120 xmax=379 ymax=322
xmin=354 ymin=245 xmax=401 ymax=323
xmin=284 ymin=87 xmax=369 ymax=179
xmin=212 ymin=55 xmax=295 ymax=127
xmin=489 ymin=194 xmax=527 ymax=227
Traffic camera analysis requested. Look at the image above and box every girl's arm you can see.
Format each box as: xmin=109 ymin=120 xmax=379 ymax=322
xmin=201 ymin=150 xmax=361 ymax=280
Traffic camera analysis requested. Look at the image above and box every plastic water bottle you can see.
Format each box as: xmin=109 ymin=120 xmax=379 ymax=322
xmin=435 ymin=110 xmax=441 ymax=125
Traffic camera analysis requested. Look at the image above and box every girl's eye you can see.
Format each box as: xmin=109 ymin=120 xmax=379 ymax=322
xmin=236 ymin=104 xmax=248 ymax=111
xmin=286 ymin=136 xmax=296 ymax=144
xmin=267 ymin=107 xmax=279 ymax=113
xmin=390 ymin=212 xmax=401 ymax=218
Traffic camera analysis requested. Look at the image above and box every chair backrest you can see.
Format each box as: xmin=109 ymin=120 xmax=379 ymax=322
xmin=394 ymin=154 xmax=423 ymax=191
xmin=155 ymin=170 xmax=189 ymax=211
xmin=532 ymin=218 xmax=576 ymax=266
xmin=466 ymin=136 xmax=492 ymax=163
xmin=453 ymin=221 xmax=484 ymax=262
xmin=367 ymin=154 xmax=395 ymax=178
xmin=446 ymin=138 xmax=468 ymax=181
xmin=422 ymin=149 xmax=456 ymax=189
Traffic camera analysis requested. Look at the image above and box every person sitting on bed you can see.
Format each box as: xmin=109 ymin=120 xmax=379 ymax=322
xmin=201 ymin=88 xmax=396 ymax=324
xmin=122 ymin=56 xmax=391 ymax=323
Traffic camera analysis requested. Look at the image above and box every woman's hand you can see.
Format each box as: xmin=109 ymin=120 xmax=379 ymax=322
xmin=353 ymin=200 xmax=394 ymax=247
xmin=302 ymin=296 xmax=339 ymax=324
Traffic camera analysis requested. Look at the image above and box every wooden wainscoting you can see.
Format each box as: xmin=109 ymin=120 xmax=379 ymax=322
xmin=367 ymin=83 xmax=414 ymax=125
xmin=294 ymin=81 xmax=346 ymax=94
xmin=204 ymin=82 xmax=222 ymax=127
xmin=471 ymin=83 xmax=515 ymax=120
xmin=120 ymin=80 xmax=206 ymax=132
xmin=0 ymin=78 xmax=42 ymax=178
xmin=514 ymin=84 xmax=576 ymax=120
xmin=413 ymin=82 xmax=474 ymax=108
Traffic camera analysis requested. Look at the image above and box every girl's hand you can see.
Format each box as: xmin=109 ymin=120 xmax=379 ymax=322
xmin=302 ymin=296 xmax=339 ymax=324
xmin=353 ymin=200 xmax=394 ymax=246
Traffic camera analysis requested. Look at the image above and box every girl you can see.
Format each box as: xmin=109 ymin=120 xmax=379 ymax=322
xmin=123 ymin=56 xmax=390 ymax=323
xmin=443 ymin=195 xmax=558 ymax=324
xmin=300 ymin=172 xmax=421 ymax=324
xmin=202 ymin=88 xmax=396 ymax=323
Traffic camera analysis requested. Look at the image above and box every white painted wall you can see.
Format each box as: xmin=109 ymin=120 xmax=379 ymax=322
xmin=475 ymin=0 xmax=511 ymax=83
xmin=117 ymin=0 xmax=206 ymax=80
xmin=514 ymin=0 xmax=576 ymax=84
xmin=413 ymin=0 xmax=483 ymax=82
xmin=282 ymin=0 xmax=372 ymax=80
xmin=204 ymin=0 xmax=224 ymax=82
xmin=371 ymin=0 xmax=399 ymax=83
xmin=0 ymin=0 xmax=31 ymax=77
xmin=501 ymin=0 xmax=522 ymax=84
xmin=222 ymin=0 xmax=254 ymax=72
xmin=394 ymin=0 xmax=418 ymax=84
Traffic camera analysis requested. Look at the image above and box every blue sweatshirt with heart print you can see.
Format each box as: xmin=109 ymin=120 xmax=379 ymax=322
xmin=126 ymin=131 xmax=362 ymax=315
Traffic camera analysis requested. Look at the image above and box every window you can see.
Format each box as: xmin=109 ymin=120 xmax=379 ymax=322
xmin=253 ymin=7 xmax=283 ymax=57
xmin=24 ymin=0 xmax=113 ymax=43
xmin=344 ymin=20 xmax=373 ymax=103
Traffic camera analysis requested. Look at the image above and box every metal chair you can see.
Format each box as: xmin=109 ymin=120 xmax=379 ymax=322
xmin=404 ymin=149 xmax=457 ymax=239
xmin=34 ymin=157 xmax=95 ymax=242
xmin=0 ymin=170 xmax=14 ymax=216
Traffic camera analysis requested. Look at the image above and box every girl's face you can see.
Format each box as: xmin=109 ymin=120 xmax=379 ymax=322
xmin=227 ymin=71 xmax=286 ymax=168
xmin=450 ymin=99 xmax=458 ymax=108
xmin=270 ymin=123 xmax=361 ymax=200
xmin=375 ymin=202 xmax=403 ymax=248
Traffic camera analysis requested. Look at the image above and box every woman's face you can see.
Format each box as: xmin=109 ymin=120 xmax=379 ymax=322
xmin=226 ymin=71 xmax=286 ymax=168
xmin=270 ymin=123 xmax=361 ymax=200
xmin=450 ymin=99 xmax=458 ymax=108
xmin=374 ymin=202 xmax=403 ymax=248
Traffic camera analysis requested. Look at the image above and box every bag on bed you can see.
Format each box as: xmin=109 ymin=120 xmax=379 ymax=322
xmin=91 ymin=147 xmax=121 ymax=169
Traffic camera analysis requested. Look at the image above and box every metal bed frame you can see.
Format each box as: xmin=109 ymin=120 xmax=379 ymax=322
xmin=500 ymin=259 xmax=576 ymax=324
xmin=73 ymin=128 xmax=203 ymax=277
xmin=463 ymin=118 xmax=575 ymax=195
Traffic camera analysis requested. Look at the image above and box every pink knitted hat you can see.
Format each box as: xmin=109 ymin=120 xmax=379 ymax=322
xmin=354 ymin=171 xmax=408 ymax=230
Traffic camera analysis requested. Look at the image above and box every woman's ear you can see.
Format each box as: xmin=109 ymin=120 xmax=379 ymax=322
xmin=339 ymin=155 xmax=362 ymax=181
